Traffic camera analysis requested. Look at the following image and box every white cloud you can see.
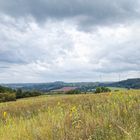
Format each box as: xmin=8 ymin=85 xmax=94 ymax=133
xmin=0 ymin=14 xmax=140 ymax=83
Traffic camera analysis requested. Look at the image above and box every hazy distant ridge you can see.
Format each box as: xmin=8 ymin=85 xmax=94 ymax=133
xmin=1 ymin=78 xmax=140 ymax=92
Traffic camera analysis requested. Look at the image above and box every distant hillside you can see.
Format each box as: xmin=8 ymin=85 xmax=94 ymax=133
xmin=2 ymin=82 xmax=100 ymax=92
xmin=105 ymin=78 xmax=140 ymax=89
xmin=0 ymin=85 xmax=15 ymax=93
xmin=1 ymin=78 xmax=140 ymax=92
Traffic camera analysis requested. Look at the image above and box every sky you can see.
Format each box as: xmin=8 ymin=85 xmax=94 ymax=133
xmin=0 ymin=0 xmax=140 ymax=83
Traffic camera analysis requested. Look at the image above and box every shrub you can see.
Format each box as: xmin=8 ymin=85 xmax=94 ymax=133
xmin=95 ymin=87 xmax=111 ymax=93
xmin=16 ymin=89 xmax=42 ymax=99
xmin=65 ymin=90 xmax=81 ymax=94
xmin=0 ymin=93 xmax=16 ymax=102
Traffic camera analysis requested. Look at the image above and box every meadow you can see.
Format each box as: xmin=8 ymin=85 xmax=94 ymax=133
xmin=0 ymin=90 xmax=139 ymax=140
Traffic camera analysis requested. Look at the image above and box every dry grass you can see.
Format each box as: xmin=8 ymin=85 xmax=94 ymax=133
xmin=0 ymin=90 xmax=140 ymax=140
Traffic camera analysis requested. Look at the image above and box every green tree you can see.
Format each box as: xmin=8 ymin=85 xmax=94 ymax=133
xmin=95 ymin=87 xmax=111 ymax=93
xmin=65 ymin=90 xmax=81 ymax=94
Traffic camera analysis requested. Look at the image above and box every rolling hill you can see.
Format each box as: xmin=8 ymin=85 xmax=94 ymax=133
xmin=1 ymin=78 xmax=140 ymax=92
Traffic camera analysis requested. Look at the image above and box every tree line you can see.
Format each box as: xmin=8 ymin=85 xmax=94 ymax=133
xmin=0 ymin=86 xmax=42 ymax=102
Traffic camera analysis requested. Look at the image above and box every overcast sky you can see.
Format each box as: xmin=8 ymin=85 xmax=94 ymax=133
xmin=0 ymin=0 xmax=140 ymax=83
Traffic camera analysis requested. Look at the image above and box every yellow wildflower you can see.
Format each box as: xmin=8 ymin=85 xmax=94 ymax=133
xmin=71 ymin=106 xmax=77 ymax=112
xmin=109 ymin=124 xmax=112 ymax=128
xmin=3 ymin=111 xmax=7 ymax=118
xmin=57 ymin=102 xmax=61 ymax=106
xmin=69 ymin=113 xmax=72 ymax=117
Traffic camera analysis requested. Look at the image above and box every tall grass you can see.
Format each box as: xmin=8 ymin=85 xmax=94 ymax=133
xmin=0 ymin=90 xmax=140 ymax=140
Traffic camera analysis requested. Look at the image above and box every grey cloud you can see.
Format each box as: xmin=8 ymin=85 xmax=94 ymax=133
xmin=93 ymin=46 xmax=140 ymax=74
xmin=0 ymin=66 xmax=9 ymax=69
xmin=0 ymin=17 xmax=75 ymax=68
xmin=0 ymin=1 xmax=140 ymax=82
xmin=0 ymin=50 xmax=27 ymax=64
xmin=0 ymin=0 xmax=140 ymax=28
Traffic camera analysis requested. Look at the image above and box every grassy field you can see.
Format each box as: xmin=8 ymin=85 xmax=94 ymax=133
xmin=108 ymin=87 xmax=127 ymax=91
xmin=0 ymin=90 xmax=140 ymax=140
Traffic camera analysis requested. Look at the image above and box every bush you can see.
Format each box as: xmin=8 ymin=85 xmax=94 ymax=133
xmin=65 ymin=90 xmax=81 ymax=94
xmin=16 ymin=89 xmax=42 ymax=99
xmin=0 ymin=93 xmax=16 ymax=102
xmin=95 ymin=87 xmax=111 ymax=93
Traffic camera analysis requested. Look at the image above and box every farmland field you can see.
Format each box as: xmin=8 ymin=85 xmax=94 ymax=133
xmin=0 ymin=90 xmax=140 ymax=140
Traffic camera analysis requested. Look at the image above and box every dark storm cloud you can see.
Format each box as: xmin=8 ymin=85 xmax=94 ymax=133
xmin=0 ymin=0 xmax=140 ymax=27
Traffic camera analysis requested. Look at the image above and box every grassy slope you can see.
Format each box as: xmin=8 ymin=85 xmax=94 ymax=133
xmin=0 ymin=90 xmax=140 ymax=140
xmin=108 ymin=87 xmax=127 ymax=91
